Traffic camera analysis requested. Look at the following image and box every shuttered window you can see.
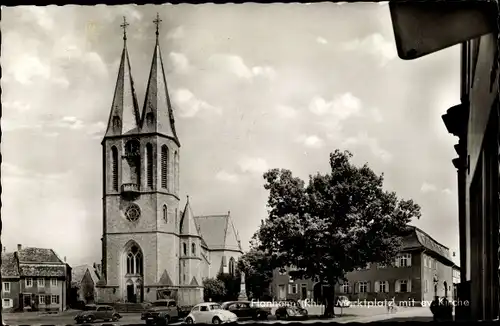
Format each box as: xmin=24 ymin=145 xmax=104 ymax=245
xmin=161 ymin=145 xmax=169 ymax=189
xmin=112 ymin=146 xmax=118 ymax=191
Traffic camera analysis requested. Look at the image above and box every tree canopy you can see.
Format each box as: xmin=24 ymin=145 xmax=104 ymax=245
xmin=253 ymin=150 xmax=421 ymax=314
xmin=237 ymin=248 xmax=274 ymax=300
xmin=202 ymin=278 xmax=226 ymax=302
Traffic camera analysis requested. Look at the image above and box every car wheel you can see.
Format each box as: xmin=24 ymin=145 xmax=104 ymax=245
xmin=87 ymin=316 xmax=95 ymax=323
xmin=112 ymin=314 xmax=119 ymax=322
xmin=159 ymin=316 xmax=170 ymax=325
xmin=185 ymin=317 xmax=194 ymax=325
xmin=146 ymin=321 xmax=154 ymax=326
xmin=212 ymin=317 xmax=221 ymax=324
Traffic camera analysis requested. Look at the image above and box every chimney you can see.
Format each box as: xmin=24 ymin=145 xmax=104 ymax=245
xmin=17 ymin=244 xmax=22 ymax=251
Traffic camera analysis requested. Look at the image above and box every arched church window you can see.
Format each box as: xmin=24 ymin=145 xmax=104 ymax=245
xmin=229 ymin=257 xmax=235 ymax=276
xmin=163 ymin=205 xmax=168 ymax=223
xmin=174 ymin=151 xmax=179 ymax=192
xmin=183 ymin=243 xmax=187 ymax=256
xmin=161 ymin=145 xmax=169 ymax=189
xmin=111 ymin=146 xmax=118 ymax=191
xmin=146 ymin=143 xmax=153 ymax=188
xmin=112 ymin=116 xmax=121 ymax=130
xmin=191 ymin=243 xmax=196 ymax=256
xmin=126 ymin=245 xmax=143 ymax=275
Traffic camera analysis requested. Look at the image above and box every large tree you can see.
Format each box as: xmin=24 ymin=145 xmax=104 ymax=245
xmin=253 ymin=150 xmax=421 ymax=316
xmin=237 ymin=249 xmax=274 ymax=300
xmin=217 ymin=272 xmax=241 ymax=301
xmin=203 ymin=278 xmax=227 ymax=302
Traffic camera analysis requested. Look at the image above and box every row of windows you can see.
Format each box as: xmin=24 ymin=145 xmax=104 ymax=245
xmin=340 ymin=280 xmax=412 ymax=293
xmin=182 ymin=243 xmax=197 ymax=256
xmin=423 ymin=255 xmax=438 ymax=269
xmin=111 ymin=142 xmax=179 ymax=191
xmin=18 ymin=278 xmax=58 ymax=289
xmin=38 ymin=295 xmax=61 ymax=305
xmin=288 ymin=283 xmax=308 ymax=294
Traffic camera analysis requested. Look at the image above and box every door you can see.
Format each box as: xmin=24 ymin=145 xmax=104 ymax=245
xmin=227 ymin=303 xmax=240 ymax=317
xmin=96 ymin=306 xmax=106 ymax=320
xmin=23 ymin=294 xmax=31 ymax=308
xmin=126 ymin=284 xmax=134 ymax=303
xmin=301 ymin=285 xmax=307 ymax=300
xmin=278 ymin=285 xmax=286 ymax=300
xmin=199 ymin=305 xmax=210 ymax=323
xmin=238 ymin=302 xmax=251 ymax=318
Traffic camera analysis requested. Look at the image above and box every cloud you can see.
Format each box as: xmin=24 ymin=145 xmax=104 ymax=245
xmin=442 ymin=188 xmax=453 ymax=195
xmin=296 ymin=134 xmax=324 ymax=148
xmin=238 ymin=157 xmax=269 ymax=175
xmin=3 ymin=101 xmax=31 ymax=113
xmin=316 ymin=36 xmax=328 ymax=45
xmin=208 ymin=54 xmax=276 ymax=81
xmin=275 ymin=105 xmax=299 ymax=119
xmin=172 ymin=88 xmax=222 ymax=118
xmin=342 ymin=33 xmax=397 ymax=65
xmin=54 ymin=116 xmax=85 ymax=130
xmin=421 ymin=182 xmax=438 ymax=193
xmin=169 ymin=52 xmax=191 ymax=73
xmin=167 ymin=26 xmax=185 ymax=40
xmin=24 ymin=6 xmax=55 ymax=31
xmin=342 ymin=132 xmax=392 ymax=162
xmin=215 ymin=170 xmax=240 ymax=184
xmin=309 ymin=93 xmax=362 ymax=119
xmin=2 ymin=162 xmax=70 ymax=181
xmin=10 ymin=55 xmax=51 ymax=85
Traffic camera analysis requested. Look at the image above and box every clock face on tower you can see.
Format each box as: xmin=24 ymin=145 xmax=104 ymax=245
xmin=125 ymin=203 xmax=141 ymax=222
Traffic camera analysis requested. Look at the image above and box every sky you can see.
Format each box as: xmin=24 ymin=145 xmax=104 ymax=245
xmin=2 ymin=2 xmax=461 ymax=267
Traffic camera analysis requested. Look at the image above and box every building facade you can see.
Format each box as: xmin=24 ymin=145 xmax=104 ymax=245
xmin=1 ymin=245 xmax=69 ymax=312
xmin=95 ymin=17 xmax=242 ymax=306
xmin=442 ymin=29 xmax=499 ymax=321
xmin=72 ymin=265 xmax=100 ymax=304
xmin=270 ymin=226 xmax=456 ymax=305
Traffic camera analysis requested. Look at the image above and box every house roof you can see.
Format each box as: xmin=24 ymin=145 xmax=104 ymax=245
xmin=71 ymin=265 xmax=99 ymax=286
xmin=404 ymin=226 xmax=454 ymax=265
xmin=17 ymin=247 xmax=65 ymax=264
xmin=19 ymin=265 xmax=66 ymax=277
xmin=194 ymin=213 xmax=242 ymax=252
xmin=1 ymin=253 xmax=19 ymax=278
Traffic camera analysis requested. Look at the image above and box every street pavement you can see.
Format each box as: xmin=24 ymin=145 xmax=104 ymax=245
xmin=2 ymin=306 xmax=433 ymax=325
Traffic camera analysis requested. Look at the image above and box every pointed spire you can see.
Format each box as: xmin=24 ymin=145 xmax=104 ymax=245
xmin=140 ymin=13 xmax=180 ymax=145
xmin=180 ymin=196 xmax=199 ymax=236
xmin=104 ymin=17 xmax=141 ymax=138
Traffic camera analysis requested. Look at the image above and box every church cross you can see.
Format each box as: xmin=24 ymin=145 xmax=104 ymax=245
xmin=120 ymin=16 xmax=129 ymax=41
xmin=153 ymin=13 xmax=162 ymax=37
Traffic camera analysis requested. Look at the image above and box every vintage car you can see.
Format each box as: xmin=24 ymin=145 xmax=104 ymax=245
xmin=335 ymin=296 xmax=351 ymax=308
xmin=275 ymin=300 xmax=308 ymax=320
xmin=74 ymin=304 xmax=121 ymax=324
xmin=221 ymin=301 xmax=270 ymax=320
xmin=185 ymin=302 xmax=238 ymax=324
xmin=141 ymin=299 xmax=182 ymax=325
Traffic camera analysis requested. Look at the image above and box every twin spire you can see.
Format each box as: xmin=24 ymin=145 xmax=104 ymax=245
xmin=105 ymin=14 xmax=179 ymax=145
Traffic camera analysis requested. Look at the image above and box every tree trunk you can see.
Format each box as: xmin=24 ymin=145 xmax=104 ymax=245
xmin=322 ymin=284 xmax=335 ymax=318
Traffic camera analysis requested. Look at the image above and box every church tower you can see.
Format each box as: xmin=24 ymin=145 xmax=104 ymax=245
xmin=97 ymin=15 xmax=182 ymax=303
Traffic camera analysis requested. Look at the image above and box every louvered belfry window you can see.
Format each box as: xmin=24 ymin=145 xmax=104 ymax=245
xmin=161 ymin=145 xmax=169 ymax=189
xmin=111 ymin=146 xmax=118 ymax=191
xmin=146 ymin=143 xmax=153 ymax=188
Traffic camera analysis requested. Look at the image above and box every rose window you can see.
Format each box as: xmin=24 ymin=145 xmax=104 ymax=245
xmin=125 ymin=204 xmax=141 ymax=222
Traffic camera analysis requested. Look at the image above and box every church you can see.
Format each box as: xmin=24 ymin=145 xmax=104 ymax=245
xmin=95 ymin=15 xmax=243 ymax=306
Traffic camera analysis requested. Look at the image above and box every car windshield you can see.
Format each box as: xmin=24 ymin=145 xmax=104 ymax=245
xmin=210 ymin=304 xmax=221 ymax=310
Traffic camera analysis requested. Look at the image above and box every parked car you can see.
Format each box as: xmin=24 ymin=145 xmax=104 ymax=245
xmin=335 ymin=296 xmax=351 ymax=308
xmin=141 ymin=299 xmax=182 ymax=325
xmin=275 ymin=304 xmax=308 ymax=320
xmin=74 ymin=304 xmax=121 ymax=324
xmin=221 ymin=301 xmax=270 ymax=320
xmin=185 ymin=302 xmax=238 ymax=324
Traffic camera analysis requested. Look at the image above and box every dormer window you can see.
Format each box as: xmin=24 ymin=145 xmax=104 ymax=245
xmin=146 ymin=112 xmax=155 ymax=125
xmin=112 ymin=116 xmax=121 ymax=129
